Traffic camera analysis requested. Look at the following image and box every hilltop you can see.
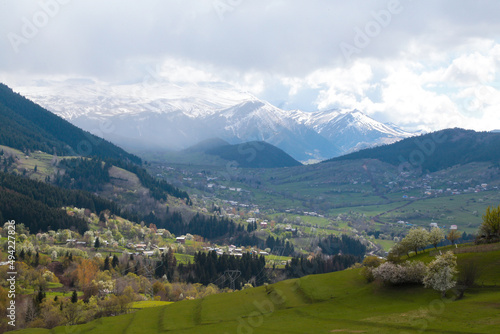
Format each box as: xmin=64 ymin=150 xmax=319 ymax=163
xmin=205 ymin=141 xmax=302 ymax=168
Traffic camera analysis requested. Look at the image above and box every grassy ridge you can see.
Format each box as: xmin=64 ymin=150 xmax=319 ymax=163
xmin=17 ymin=244 xmax=500 ymax=333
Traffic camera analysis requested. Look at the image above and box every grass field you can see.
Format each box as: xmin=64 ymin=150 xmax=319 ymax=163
xmin=375 ymin=238 xmax=396 ymax=252
xmin=174 ymin=253 xmax=194 ymax=264
xmin=0 ymin=144 xmax=76 ymax=181
xmin=131 ymin=301 xmax=173 ymax=309
xmin=17 ymin=243 xmax=500 ymax=333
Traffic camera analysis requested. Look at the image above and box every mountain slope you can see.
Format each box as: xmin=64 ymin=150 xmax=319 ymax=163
xmin=328 ymin=128 xmax=500 ymax=173
xmin=0 ymin=83 xmax=140 ymax=163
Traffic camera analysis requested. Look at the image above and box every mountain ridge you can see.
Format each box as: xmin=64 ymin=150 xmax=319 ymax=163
xmin=328 ymin=128 xmax=500 ymax=173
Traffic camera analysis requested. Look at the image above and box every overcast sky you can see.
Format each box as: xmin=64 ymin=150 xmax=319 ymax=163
xmin=1 ymin=0 xmax=499 ymax=131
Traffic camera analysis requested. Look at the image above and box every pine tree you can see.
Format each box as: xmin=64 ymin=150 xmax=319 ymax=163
xmin=34 ymin=251 xmax=40 ymax=266
xmin=112 ymin=254 xmax=119 ymax=268
xmin=103 ymin=256 xmax=110 ymax=271
xmin=35 ymin=288 xmax=46 ymax=306
xmin=94 ymin=237 xmax=100 ymax=249
xmin=71 ymin=290 xmax=78 ymax=303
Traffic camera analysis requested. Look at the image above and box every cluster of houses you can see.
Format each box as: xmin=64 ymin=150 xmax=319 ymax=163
xmin=284 ymin=209 xmax=324 ymax=218
xmin=204 ymin=245 xmax=270 ymax=257
xmin=398 ymin=171 xmax=496 ymax=197
xmin=396 ymin=221 xmax=459 ymax=231
xmin=66 ymin=239 xmax=89 ymax=246
xmin=246 ymin=218 xmax=269 ymax=229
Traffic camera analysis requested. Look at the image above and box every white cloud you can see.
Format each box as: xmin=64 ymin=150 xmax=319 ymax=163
xmin=442 ymin=52 xmax=496 ymax=85
xmin=305 ymin=62 xmax=375 ymax=110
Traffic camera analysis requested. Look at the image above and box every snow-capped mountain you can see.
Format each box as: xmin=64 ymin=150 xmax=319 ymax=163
xmin=14 ymin=80 xmax=414 ymax=162
xmin=290 ymin=109 xmax=414 ymax=154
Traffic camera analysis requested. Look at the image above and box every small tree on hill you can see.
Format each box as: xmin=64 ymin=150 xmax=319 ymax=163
xmin=478 ymin=205 xmax=500 ymax=243
xmin=447 ymin=230 xmax=460 ymax=246
xmin=429 ymin=227 xmax=445 ymax=250
xmin=423 ymin=251 xmax=457 ymax=298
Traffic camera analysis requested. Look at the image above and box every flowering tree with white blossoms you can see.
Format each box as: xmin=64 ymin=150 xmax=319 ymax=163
xmin=423 ymin=251 xmax=457 ymax=297
xmin=403 ymin=228 xmax=430 ymax=255
xmin=428 ymin=227 xmax=445 ymax=250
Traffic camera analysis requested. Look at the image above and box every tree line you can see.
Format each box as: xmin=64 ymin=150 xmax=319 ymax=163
xmin=285 ymin=254 xmax=360 ymax=278
xmin=318 ymin=234 xmax=367 ymax=257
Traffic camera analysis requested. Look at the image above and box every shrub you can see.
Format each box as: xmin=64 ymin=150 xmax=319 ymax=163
xmin=361 ymin=256 xmax=384 ymax=282
xmin=372 ymin=261 xmax=426 ymax=285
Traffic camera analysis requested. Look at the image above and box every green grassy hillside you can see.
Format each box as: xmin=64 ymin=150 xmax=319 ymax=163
xmin=16 ymin=244 xmax=500 ymax=333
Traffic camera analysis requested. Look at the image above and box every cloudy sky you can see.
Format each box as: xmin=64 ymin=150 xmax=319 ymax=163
xmin=1 ymin=0 xmax=499 ymax=131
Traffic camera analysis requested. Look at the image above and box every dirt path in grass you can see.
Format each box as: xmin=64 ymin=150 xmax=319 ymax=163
xmin=372 ymin=200 xmax=417 ymax=223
